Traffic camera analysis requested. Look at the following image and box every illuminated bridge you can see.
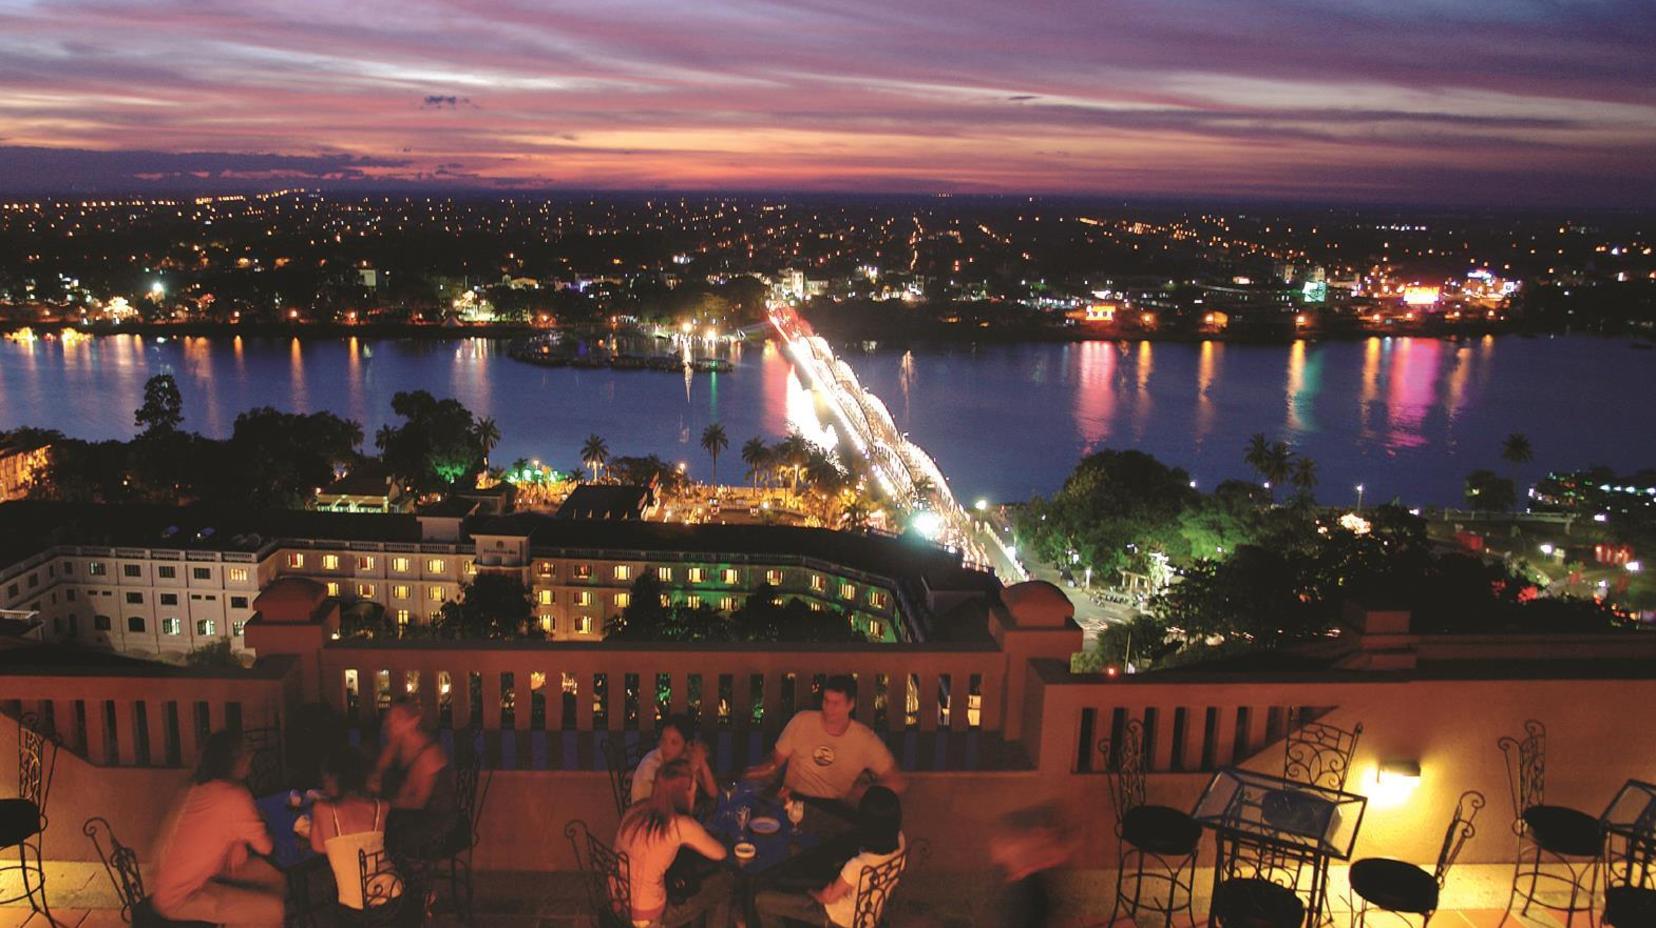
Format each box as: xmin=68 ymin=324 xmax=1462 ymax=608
xmin=768 ymin=305 xmax=991 ymax=570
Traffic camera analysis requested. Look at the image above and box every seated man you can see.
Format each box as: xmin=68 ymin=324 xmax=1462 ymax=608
xmin=744 ymin=674 xmax=905 ymax=811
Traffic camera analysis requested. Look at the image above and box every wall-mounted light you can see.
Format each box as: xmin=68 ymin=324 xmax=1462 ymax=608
xmin=1373 ymin=759 xmax=1422 ymax=808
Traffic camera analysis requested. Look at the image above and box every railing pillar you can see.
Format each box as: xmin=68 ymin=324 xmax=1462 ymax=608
xmin=113 ymin=700 xmax=139 ymax=765
xmin=1180 ymin=706 xmax=1207 ymax=771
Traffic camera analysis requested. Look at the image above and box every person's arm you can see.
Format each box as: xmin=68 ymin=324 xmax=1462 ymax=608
xmin=810 ymin=876 xmax=855 ymax=905
xmin=231 ymin=789 xmax=275 ymax=857
xmin=308 ymin=801 xmax=332 ymax=855
xmin=846 ymin=731 xmax=906 ymax=802
xmin=678 ymin=817 xmax=728 ymax=862
xmin=367 ymin=737 xmax=398 ymax=792
xmin=744 ymin=717 xmax=798 ymax=782
xmin=689 ymin=741 xmax=719 ymax=798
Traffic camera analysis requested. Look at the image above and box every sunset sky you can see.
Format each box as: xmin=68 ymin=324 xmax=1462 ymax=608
xmin=2 ymin=0 xmax=1653 ymax=204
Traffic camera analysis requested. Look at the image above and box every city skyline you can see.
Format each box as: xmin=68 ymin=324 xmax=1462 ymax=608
xmin=2 ymin=0 xmax=1654 ymax=206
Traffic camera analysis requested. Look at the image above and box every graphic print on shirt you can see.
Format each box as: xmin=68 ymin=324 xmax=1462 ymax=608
xmin=813 ymin=745 xmax=837 ymax=766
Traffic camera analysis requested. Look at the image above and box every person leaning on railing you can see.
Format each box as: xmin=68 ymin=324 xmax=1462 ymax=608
xmin=151 ymin=730 xmax=286 ymax=928
xmin=370 ymin=699 xmax=460 ymax=860
xmin=742 ymin=674 xmax=906 ymax=816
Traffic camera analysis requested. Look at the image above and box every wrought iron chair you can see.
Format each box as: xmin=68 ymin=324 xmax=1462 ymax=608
xmin=1283 ymin=716 xmax=1363 ymax=791
xmin=602 ymin=732 xmax=656 ymax=819
xmin=1603 ymin=821 xmax=1656 ymax=927
xmin=565 ymin=818 xmax=633 ymax=928
xmin=1100 ymin=720 xmax=1202 ymax=927
xmin=1348 ymin=790 xmax=1485 ymax=926
xmin=1498 ymin=719 xmax=1601 ymax=928
xmin=343 ymin=846 xmax=411 ymax=928
xmin=242 ymin=722 xmax=287 ymax=797
xmin=1209 ymin=825 xmax=1319 ymax=928
xmin=83 ymin=815 xmax=214 ymax=928
xmin=0 ymin=712 xmax=59 ymax=923
xmin=850 ymin=838 xmax=927 ymax=928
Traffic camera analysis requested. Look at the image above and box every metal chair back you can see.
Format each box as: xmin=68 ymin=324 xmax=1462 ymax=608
xmin=357 ymin=846 xmax=407 ymax=925
xmin=1432 ymin=790 xmax=1486 ymax=887
xmin=17 ymin=712 xmax=59 ymax=819
xmin=1099 ymin=718 xmax=1147 ymax=833
xmin=1497 ymin=719 xmax=1547 ymax=833
xmin=83 ymin=817 xmax=145 ymax=923
xmin=602 ymin=735 xmax=653 ymax=819
xmin=850 ymin=841 xmax=915 ymax=928
xmin=452 ymin=739 xmax=485 ymax=852
xmin=1216 ymin=825 xmax=1318 ymax=893
xmin=241 ymin=723 xmax=285 ymax=797
xmin=1283 ymin=717 xmax=1362 ymax=790
xmin=565 ymin=819 xmax=632 ymax=928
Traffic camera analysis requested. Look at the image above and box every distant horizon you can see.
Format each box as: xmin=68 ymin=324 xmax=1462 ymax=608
xmin=2 ymin=0 xmax=1652 ymax=210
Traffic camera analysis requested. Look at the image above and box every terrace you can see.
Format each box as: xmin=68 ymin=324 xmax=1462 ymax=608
xmin=2 ymin=583 xmax=1654 ymax=927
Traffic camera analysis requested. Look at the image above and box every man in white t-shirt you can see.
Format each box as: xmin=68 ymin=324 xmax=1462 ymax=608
xmin=744 ymin=675 xmax=906 ymax=805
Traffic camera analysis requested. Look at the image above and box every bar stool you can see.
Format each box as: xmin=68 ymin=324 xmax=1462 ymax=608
xmin=1210 ymin=831 xmax=1314 ymax=928
xmin=1497 ymin=720 xmax=1601 ymax=928
xmin=1348 ymin=790 xmax=1485 ymax=927
xmin=0 ymin=712 xmax=59 ymax=923
xmin=1602 ymin=808 xmax=1656 ymax=928
xmin=1101 ymin=719 xmax=1202 ymax=927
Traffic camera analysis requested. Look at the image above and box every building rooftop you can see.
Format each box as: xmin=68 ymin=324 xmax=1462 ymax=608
xmin=554 ymin=484 xmax=651 ymax=521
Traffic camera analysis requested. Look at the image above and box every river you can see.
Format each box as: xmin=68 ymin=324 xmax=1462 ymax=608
xmin=1 ymin=332 xmax=1650 ymax=507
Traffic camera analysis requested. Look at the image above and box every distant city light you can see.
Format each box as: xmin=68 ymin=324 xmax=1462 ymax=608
xmin=911 ymin=510 xmax=942 ymax=540
xmin=974 ymin=498 xmax=988 ymax=511
xmin=1629 ymin=561 xmax=1643 ymax=573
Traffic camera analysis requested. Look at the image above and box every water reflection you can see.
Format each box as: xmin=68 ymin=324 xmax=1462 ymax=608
xmin=289 ymin=338 xmax=306 ymax=411
xmin=1359 ymin=337 xmax=1383 ymax=440
xmin=1073 ymin=340 xmax=1116 ymax=452
xmin=1132 ymin=340 xmax=1154 ymax=441
xmin=1285 ymin=339 xmax=1320 ymax=434
xmin=1385 ymin=338 xmax=1440 ymax=449
xmin=1195 ymin=340 xmax=1221 ymax=443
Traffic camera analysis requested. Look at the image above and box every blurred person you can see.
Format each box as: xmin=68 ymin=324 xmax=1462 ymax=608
xmin=989 ymin=803 xmax=1075 ymax=928
xmin=152 ymin=731 xmax=285 ymax=928
xmin=370 ymin=699 xmax=460 ymax=859
xmin=752 ymin=786 xmax=906 ymax=928
xmin=616 ymin=759 xmax=733 ymax=928
xmin=632 ymin=714 xmax=719 ymax=805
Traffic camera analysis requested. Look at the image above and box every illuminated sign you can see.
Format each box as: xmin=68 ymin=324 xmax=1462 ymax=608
xmin=1402 ymin=286 xmax=1440 ymax=306
xmin=1301 ymin=281 xmax=1327 ymax=303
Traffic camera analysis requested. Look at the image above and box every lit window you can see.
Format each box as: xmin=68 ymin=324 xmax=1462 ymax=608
xmin=722 ymin=568 xmax=739 ymax=585
xmin=392 ymin=585 xmax=411 ymax=600
xmin=688 ymin=567 xmax=705 ymax=583
xmin=322 ymin=554 xmax=340 ymax=570
xmin=574 ymin=564 xmax=592 ymax=579
xmin=659 ymin=594 xmax=671 ymax=607
xmin=392 ymin=557 xmax=411 ymax=573
xmin=656 ymin=566 xmax=672 ymax=582
xmin=868 ymin=590 xmax=888 ymax=609
xmin=396 ymin=609 xmax=411 ymax=629
xmin=575 ymin=591 xmax=593 ymax=607
xmin=196 ymin=619 xmax=216 ymax=636
xmin=428 ymin=586 xmax=446 ymax=602
xmin=720 ymin=596 xmax=735 ymax=612
xmin=810 ymin=574 xmax=825 ymax=592
xmin=426 ymin=559 xmax=446 ymax=574
xmin=809 ymin=602 xmax=823 ymax=613
xmin=614 ymin=593 xmax=631 ymax=608
xmin=537 ymin=562 xmax=554 ymax=577
xmin=88 ymin=561 xmax=107 ymax=576
xmin=766 ymin=569 xmax=783 ymax=586
xmin=869 ymin=620 xmax=885 ymax=639
xmin=326 ymin=581 xmax=340 ymax=597
xmin=357 ymin=583 xmax=375 ymax=598
xmin=356 ymin=556 xmax=375 ymax=571
xmin=287 ymin=553 xmax=305 ymax=569
xmin=840 ymin=583 xmax=856 ymax=601
xmin=161 ymin=617 xmax=181 ymax=636
xmin=539 ymin=615 xmax=553 ymax=633
xmin=613 ymin=565 xmax=631 ymax=581
xmin=464 ymin=560 xmax=477 ymax=576
xmin=228 ymin=568 xmax=249 ymax=583
xmin=537 ymin=589 xmax=553 ymax=606
xmin=576 ymin=616 xmax=593 ymax=635
xmin=232 ymin=621 xmax=246 ymax=637
xmin=686 ymin=594 xmax=702 ymax=610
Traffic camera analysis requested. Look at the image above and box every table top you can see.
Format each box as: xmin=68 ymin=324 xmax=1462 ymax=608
xmin=1190 ymin=767 xmax=1368 ymax=861
xmin=255 ymin=791 xmax=320 ymax=872
xmin=1601 ymin=779 xmax=1656 ymax=838
xmin=704 ymin=781 xmax=825 ymax=877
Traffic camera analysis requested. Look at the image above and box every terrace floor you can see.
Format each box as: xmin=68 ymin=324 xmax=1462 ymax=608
xmin=1 ymin=862 xmax=1610 ymax=928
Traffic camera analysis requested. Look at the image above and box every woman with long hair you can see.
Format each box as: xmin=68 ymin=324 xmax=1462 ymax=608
xmin=615 ymin=759 xmax=732 ymax=928
xmin=152 ymin=731 xmax=286 ymax=928
xmin=310 ymin=745 xmax=401 ymax=912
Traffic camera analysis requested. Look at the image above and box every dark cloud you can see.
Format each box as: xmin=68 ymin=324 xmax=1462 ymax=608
xmin=0 ymin=147 xmax=412 ymax=193
xmin=421 ymin=95 xmax=473 ymax=108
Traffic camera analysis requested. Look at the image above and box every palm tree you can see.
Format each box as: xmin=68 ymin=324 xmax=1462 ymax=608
xmin=741 ymin=437 xmax=771 ymax=490
xmin=841 ymin=497 xmax=871 ymax=533
xmin=700 ymin=424 xmax=729 ymax=488
xmin=1501 ymin=432 xmax=1533 ymax=509
xmin=374 ymin=425 xmax=396 ymax=452
xmin=475 ymin=417 xmax=500 ymax=467
xmin=580 ymin=434 xmax=609 ymax=482
xmin=776 ymin=432 xmax=811 ymax=492
xmin=1291 ymin=456 xmax=1318 ymax=503
xmin=1243 ymin=433 xmax=1292 ymax=501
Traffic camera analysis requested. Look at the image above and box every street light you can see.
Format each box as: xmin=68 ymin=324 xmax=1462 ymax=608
xmin=1355 ymin=483 xmax=1365 ymax=509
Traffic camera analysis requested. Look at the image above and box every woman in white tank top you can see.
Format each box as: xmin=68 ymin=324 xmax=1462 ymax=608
xmin=309 ymin=747 xmax=401 ymax=911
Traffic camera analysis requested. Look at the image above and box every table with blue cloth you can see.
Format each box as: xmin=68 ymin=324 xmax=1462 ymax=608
xmin=254 ymin=792 xmax=334 ymax=927
xmin=693 ymin=778 xmax=861 ymax=928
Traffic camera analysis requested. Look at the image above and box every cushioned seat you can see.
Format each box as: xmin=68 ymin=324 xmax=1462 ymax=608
xmin=0 ymin=798 xmax=43 ymax=846
xmin=1523 ymin=805 xmax=1601 ymax=857
xmin=1604 ymin=885 xmax=1656 ymax=927
xmin=1121 ymin=804 xmax=1202 ymax=856
xmin=1349 ymin=857 xmax=1439 ymax=914
xmin=1211 ymin=878 xmax=1305 ymax=928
